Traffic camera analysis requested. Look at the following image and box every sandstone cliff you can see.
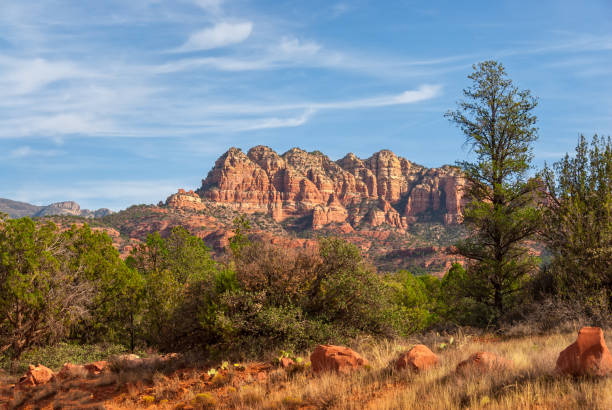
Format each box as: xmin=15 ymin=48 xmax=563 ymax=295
xmin=190 ymin=146 xmax=465 ymax=230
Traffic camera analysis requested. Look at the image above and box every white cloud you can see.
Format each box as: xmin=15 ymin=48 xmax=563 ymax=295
xmin=0 ymin=114 xmax=114 ymax=138
xmin=155 ymin=55 xmax=272 ymax=72
xmin=314 ymin=84 xmax=442 ymax=109
xmin=156 ymin=35 xmax=468 ymax=79
xmin=1 ymin=57 xmax=95 ymax=95
xmin=277 ymin=37 xmax=321 ymax=57
xmin=175 ymin=21 xmax=253 ymax=52
xmin=238 ymin=109 xmax=315 ymax=131
xmin=146 ymin=85 xmax=441 ymax=133
xmin=190 ymin=85 xmax=442 ymax=114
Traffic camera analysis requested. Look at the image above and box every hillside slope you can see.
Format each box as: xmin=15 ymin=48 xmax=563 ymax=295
xmin=0 ymin=198 xmax=113 ymax=219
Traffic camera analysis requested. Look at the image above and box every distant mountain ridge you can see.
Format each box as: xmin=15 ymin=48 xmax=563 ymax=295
xmin=0 ymin=198 xmax=113 ymax=219
xmin=2 ymin=146 xmax=470 ymax=274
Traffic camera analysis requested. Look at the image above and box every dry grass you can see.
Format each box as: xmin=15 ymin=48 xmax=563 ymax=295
xmin=223 ymin=329 xmax=611 ymax=410
xmin=2 ymin=329 xmax=609 ymax=409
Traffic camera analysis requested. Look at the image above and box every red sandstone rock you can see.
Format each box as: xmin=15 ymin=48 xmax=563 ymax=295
xmin=310 ymin=345 xmax=368 ymax=374
xmin=556 ymin=327 xmax=612 ymax=377
xmin=19 ymin=364 xmax=54 ymax=386
xmin=312 ymin=198 xmax=348 ymax=229
xmin=279 ymin=357 xmax=295 ymax=368
xmin=195 ymin=146 xmax=465 ymax=229
xmin=166 ymin=189 xmax=205 ymax=211
xmin=395 ymin=345 xmax=439 ymax=372
xmin=455 ymin=352 xmax=513 ymax=375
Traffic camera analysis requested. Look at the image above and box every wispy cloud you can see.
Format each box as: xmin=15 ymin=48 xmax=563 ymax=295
xmin=237 ymin=109 xmax=315 ymax=131
xmin=155 ymin=36 xmax=471 ymax=78
xmin=7 ymin=146 xmax=64 ymax=159
xmin=0 ymin=57 xmax=96 ymax=95
xmin=195 ymin=85 xmax=442 ymax=115
xmin=174 ymin=21 xmax=253 ymax=52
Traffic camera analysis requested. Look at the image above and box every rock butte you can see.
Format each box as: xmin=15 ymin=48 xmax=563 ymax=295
xmin=165 ymin=146 xmax=466 ymax=231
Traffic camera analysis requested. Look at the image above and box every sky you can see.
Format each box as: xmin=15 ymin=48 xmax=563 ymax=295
xmin=1 ymin=0 xmax=611 ymax=211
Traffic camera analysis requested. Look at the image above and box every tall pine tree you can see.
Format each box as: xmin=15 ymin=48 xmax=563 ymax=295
xmin=445 ymin=61 xmax=541 ymax=325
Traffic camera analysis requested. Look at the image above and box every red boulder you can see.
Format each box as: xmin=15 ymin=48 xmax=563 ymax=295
xmin=395 ymin=344 xmax=439 ymax=372
xmin=19 ymin=364 xmax=54 ymax=386
xmin=556 ymin=327 xmax=612 ymax=377
xmin=310 ymin=345 xmax=368 ymax=374
xmin=456 ymin=352 xmax=513 ymax=375
xmin=279 ymin=357 xmax=295 ymax=368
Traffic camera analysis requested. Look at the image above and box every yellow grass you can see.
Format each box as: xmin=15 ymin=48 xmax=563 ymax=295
xmin=9 ymin=329 xmax=609 ymax=409
xmin=223 ymin=329 xmax=612 ymax=410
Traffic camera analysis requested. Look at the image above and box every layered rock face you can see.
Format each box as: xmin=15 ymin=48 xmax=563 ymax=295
xmin=194 ymin=146 xmax=465 ymax=230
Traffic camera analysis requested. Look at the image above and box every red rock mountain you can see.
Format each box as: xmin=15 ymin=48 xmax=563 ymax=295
xmin=77 ymin=146 xmax=471 ymax=275
xmin=179 ymin=146 xmax=466 ymax=231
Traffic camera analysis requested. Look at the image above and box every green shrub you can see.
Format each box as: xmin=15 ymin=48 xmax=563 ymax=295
xmin=0 ymin=342 xmax=129 ymax=374
xmin=385 ymin=271 xmax=442 ymax=334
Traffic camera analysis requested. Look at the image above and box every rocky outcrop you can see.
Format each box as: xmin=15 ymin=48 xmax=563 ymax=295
xmin=312 ymin=195 xmax=348 ymax=229
xmin=395 ymin=345 xmax=439 ymax=372
xmin=194 ymin=146 xmax=465 ymax=230
xmin=166 ymin=189 xmax=205 ymax=211
xmin=35 ymin=201 xmax=82 ymax=216
xmin=556 ymin=327 xmax=612 ymax=377
xmin=310 ymin=345 xmax=368 ymax=374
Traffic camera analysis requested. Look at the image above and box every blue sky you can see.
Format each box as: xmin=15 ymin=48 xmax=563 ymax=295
xmin=1 ymin=0 xmax=611 ymax=210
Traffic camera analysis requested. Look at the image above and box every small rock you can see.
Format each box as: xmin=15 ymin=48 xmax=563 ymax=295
xmin=310 ymin=345 xmax=368 ymax=374
xmin=19 ymin=364 xmax=54 ymax=386
xmin=455 ymin=352 xmax=513 ymax=375
xmin=556 ymin=326 xmax=612 ymax=377
xmin=395 ymin=344 xmax=439 ymax=372
xmin=280 ymin=357 xmax=295 ymax=368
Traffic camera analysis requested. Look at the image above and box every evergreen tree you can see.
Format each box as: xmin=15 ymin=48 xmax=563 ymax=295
xmin=0 ymin=218 xmax=90 ymax=364
xmin=541 ymin=135 xmax=611 ymax=306
xmin=445 ymin=61 xmax=542 ymax=324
